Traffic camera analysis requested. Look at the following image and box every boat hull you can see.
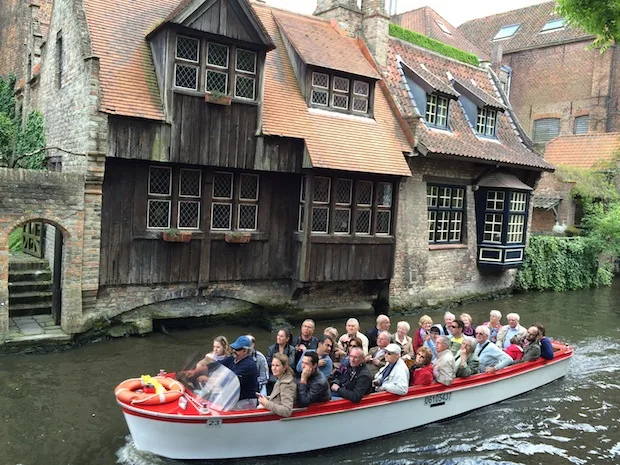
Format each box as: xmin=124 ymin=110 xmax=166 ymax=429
xmin=119 ymin=350 xmax=571 ymax=460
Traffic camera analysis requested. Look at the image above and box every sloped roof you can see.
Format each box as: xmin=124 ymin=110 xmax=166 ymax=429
xmin=254 ymin=4 xmax=411 ymax=177
xmin=274 ymin=11 xmax=379 ymax=79
xmin=451 ymin=76 xmax=505 ymax=110
xmin=392 ymin=7 xmax=488 ymax=60
xmin=545 ymin=133 xmax=620 ymax=168
xmin=477 ymin=171 xmax=533 ymax=190
xmin=458 ymin=1 xmax=592 ymax=55
xmin=83 ymin=0 xmax=178 ymax=120
xmin=401 ymin=61 xmax=459 ymax=98
xmin=385 ymin=37 xmax=553 ymax=171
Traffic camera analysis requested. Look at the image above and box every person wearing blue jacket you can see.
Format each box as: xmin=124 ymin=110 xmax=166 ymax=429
xmin=474 ymin=326 xmax=513 ymax=373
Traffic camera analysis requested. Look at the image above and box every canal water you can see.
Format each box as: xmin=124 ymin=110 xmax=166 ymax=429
xmin=1 ymin=280 xmax=619 ymax=465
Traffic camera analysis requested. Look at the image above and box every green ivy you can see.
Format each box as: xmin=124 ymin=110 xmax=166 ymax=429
xmin=389 ymin=23 xmax=480 ymax=67
xmin=0 ymin=75 xmax=46 ymax=169
xmin=9 ymin=228 xmax=22 ymax=252
xmin=515 ymin=236 xmax=612 ymax=292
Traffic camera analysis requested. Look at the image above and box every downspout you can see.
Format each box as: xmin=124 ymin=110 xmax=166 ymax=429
xmin=606 ymin=44 xmax=618 ymax=133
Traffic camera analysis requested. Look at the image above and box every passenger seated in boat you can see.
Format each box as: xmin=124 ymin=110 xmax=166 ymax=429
xmin=474 ymin=326 xmax=513 ymax=373
xmin=447 ymin=320 xmax=465 ymax=355
xmin=413 ymin=315 xmax=433 ymax=352
xmin=460 ymin=313 xmax=475 ymax=337
xmin=323 ymin=326 xmax=344 ymax=369
xmin=496 ymin=313 xmax=526 ymax=349
xmin=266 ymin=328 xmax=296 ymax=393
xmin=222 ymin=335 xmax=259 ymax=411
xmin=257 ymin=353 xmax=296 ymax=417
xmin=330 ymin=346 xmax=373 ymax=402
xmin=535 ymin=323 xmax=554 ymax=360
xmin=365 ymin=331 xmax=391 ymax=377
xmin=504 ymin=335 xmax=524 ymax=361
xmin=455 ymin=337 xmax=479 ymax=378
xmin=433 ymin=336 xmax=456 ymax=386
xmin=195 ymin=335 xmax=231 ymax=370
xmin=366 ymin=314 xmax=391 ymax=349
xmin=409 ymin=346 xmax=434 ymax=386
xmin=517 ymin=326 xmax=542 ymax=363
xmin=296 ymin=351 xmax=330 ymax=407
xmin=247 ymin=335 xmax=269 ymax=396
xmin=393 ymin=321 xmax=414 ymax=359
xmin=483 ymin=310 xmax=502 ymax=343
xmin=442 ymin=312 xmax=456 ymax=336
xmin=295 ymin=335 xmax=333 ymax=379
xmin=292 ymin=319 xmax=319 ymax=366
xmin=336 ymin=337 xmax=363 ymax=372
xmin=339 ymin=318 xmax=370 ymax=354
xmin=424 ymin=324 xmax=442 ymax=361
xmin=373 ymin=344 xmax=409 ymax=395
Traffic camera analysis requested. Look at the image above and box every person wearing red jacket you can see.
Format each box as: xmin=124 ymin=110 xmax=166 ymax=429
xmin=410 ymin=346 xmax=434 ymax=386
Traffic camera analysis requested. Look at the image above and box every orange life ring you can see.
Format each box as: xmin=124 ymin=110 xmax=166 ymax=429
xmin=115 ymin=377 xmax=185 ymax=405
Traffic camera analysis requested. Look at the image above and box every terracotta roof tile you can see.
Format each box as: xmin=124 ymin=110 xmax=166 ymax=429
xmin=401 ymin=61 xmax=459 ymax=98
xmin=385 ymin=38 xmax=552 ymax=171
xmin=254 ymin=4 xmax=411 ymax=177
xmin=451 ymin=76 xmax=505 ymax=110
xmin=545 ymin=133 xmax=620 ymax=168
xmin=273 ymin=11 xmax=380 ymax=79
xmin=458 ymin=1 xmax=592 ymax=55
xmin=83 ymin=0 xmax=179 ymax=120
xmin=393 ymin=7 xmax=489 ymax=60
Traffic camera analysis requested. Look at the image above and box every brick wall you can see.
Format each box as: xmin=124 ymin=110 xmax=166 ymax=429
xmin=0 ymin=0 xmax=26 ymax=78
xmin=0 ymin=168 xmax=85 ymax=341
xmin=504 ymin=41 xmax=615 ymax=138
xmin=390 ymin=158 xmax=523 ymax=309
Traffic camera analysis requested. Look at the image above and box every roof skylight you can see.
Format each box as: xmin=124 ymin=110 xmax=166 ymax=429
xmin=435 ymin=21 xmax=452 ymax=35
xmin=493 ymin=24 xmax=520 ymax=41
xmin=541 ymin=18 xmax=566 ymax=32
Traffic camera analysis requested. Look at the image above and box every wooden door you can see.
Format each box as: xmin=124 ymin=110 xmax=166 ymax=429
xmin=22 ymin=222 xmax=44 ymax=258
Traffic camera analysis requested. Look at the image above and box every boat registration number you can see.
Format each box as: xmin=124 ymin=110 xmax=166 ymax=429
xmin=424 ymin=392 xmax=451 ymax=406
xmin=205 ymin=418 xmax=222 ymax=428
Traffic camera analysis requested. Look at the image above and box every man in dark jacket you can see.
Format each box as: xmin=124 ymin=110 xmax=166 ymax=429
xmin=297 ymin=351 xmax=330 ymax=407
xmin=221 ymin=335 xmax=259 ymax=410
xmin=330 ymin=346 xmax=373 ymax=402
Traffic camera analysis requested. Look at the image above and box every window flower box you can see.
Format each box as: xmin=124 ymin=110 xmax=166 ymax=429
xmin=162 ymin=229 xmax=192 ymax=243
xmin=224 ymin=232 xmax=251 ymax=244
xmin=205 ymin=92 xmax=232 ymax=106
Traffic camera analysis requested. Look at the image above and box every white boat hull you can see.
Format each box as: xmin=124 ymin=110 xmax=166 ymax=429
xmin=119 ymin=352 xmax=571 ymax=460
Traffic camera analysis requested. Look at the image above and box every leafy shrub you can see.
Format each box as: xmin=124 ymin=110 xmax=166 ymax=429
xmin=389 ymin=23 xmax=480 ymax=67
xmin=515 ymin=236 xmax=612 ymax=292
xmin=9 ymin=228 xmax=22 ymax=252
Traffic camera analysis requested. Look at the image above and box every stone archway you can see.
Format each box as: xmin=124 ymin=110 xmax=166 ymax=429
xmin=0 ymin=168 xmax=86 ymax=342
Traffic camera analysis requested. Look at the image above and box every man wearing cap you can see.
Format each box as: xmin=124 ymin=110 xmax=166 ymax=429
xmin=372 ymin=344 xmax=409 ymax=396
xmin=221 ymin=335 xmax=259 ymax=410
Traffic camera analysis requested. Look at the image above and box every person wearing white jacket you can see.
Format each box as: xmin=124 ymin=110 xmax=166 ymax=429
xmin=373 ymin=344 xmax=410 ymax=396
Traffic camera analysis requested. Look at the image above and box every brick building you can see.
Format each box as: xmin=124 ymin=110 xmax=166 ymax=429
xmin=459 ymin=1 xmax=620 ymax=147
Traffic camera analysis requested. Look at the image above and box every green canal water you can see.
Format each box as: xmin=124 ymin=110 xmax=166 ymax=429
xmin=1 ymin=280 xmax=619 ymax=465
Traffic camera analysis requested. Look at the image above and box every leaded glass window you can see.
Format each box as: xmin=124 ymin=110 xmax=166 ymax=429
xmin=425 ymin=93 xmax=448 ymax=128
xmin=427 ymin=184 xmax=465 ymax=244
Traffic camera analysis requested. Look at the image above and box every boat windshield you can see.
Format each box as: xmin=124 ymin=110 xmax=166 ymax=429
xmin=176 ymin=353 xmax=240 ymax=412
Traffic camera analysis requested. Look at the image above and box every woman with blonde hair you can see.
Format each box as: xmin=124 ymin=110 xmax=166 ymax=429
xmin=460 ymin=313 xmax=475 ymax=337
xmin=413 ymin=315 xmax=433 ymax=352
xmin=257 ymin=353 xmax=296 ymax=417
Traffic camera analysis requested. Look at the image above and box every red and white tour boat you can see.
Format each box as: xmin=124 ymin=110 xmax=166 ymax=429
xmin=115 ymin=342 xmax=573 ymax=460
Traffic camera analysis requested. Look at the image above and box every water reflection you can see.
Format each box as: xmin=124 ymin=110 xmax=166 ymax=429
xmin=1 ymin=280 xmax=620 ymax=465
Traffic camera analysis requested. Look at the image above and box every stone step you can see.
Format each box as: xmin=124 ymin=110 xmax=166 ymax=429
xmin=9 ymin=291 xmax=53 ymax=306
xmin=9 ymin=259 xmax=51 ymax=272
xmin=8 ymin=280 xmax=53 ymax=293
xmin=8 ymin=269 xmax=52 ymax=284
xmin=8 ymin=301 xmax=53 ymax=317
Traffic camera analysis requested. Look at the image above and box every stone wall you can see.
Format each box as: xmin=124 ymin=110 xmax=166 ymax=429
xmin=534 ymin=171 xmax=575 ymax=227
xmin=390 ymin=158 xmax=521 ymax=309
xmin=504 ymin=41 xmax=617 ymax=138
xmin=0 ymin=168 xmax=85 ymax=341
xmin=0 ymin=0 xmax=27 ymax=78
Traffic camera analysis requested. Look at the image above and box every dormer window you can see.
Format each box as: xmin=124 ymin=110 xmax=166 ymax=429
xmin=476 ymin=107 xmax=497 ymax=137
xmin=310 ymin=72 xmax=371 ymax=115
xmin=425 ymin=94 xmax=449 ymax=128
xmin=173 ymin=34 xmax=258 ymax=101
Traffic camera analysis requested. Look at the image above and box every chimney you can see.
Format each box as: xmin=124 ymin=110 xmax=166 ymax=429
xmin=361 ymin=0 xmax=390 ymax=66
xmin=491 ymin=42 xmax=503 ymax=69
xmin=314 ymin=0 xmax=362 ymax=37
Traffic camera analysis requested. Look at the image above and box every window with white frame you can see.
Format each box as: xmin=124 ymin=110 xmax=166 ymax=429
xmin=476 ymin=107 xmax=497 ymax=137
xmin=481 ymin=190 xmax=528 ymax=244
xmin=148 ymin=166 xmax=172 ymax=229
xmin=211 ymin=172 xmax=260 ymax=231
xmin=507 ymin=192 xmax=527 ymax=243
xmin=173 ymin=34 xmax=258 ymax=101
xmin=310 ymin=71 xmax=372 ymax=115
xmin=298 ymin=177 xmax=393 ymax=236
xmin=427 ymin=184 xmax=465 ymax=243
xmin=425 ymin=94 xmax=448 ymax=128
xmin=484 ymin=213 xmax=503 ymax=243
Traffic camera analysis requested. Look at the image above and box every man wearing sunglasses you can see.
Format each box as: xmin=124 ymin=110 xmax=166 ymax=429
xmin=447 ymin=320 xmax=465 ymax=355
xmin=222 ymin=335 xmax=259 ymax=410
